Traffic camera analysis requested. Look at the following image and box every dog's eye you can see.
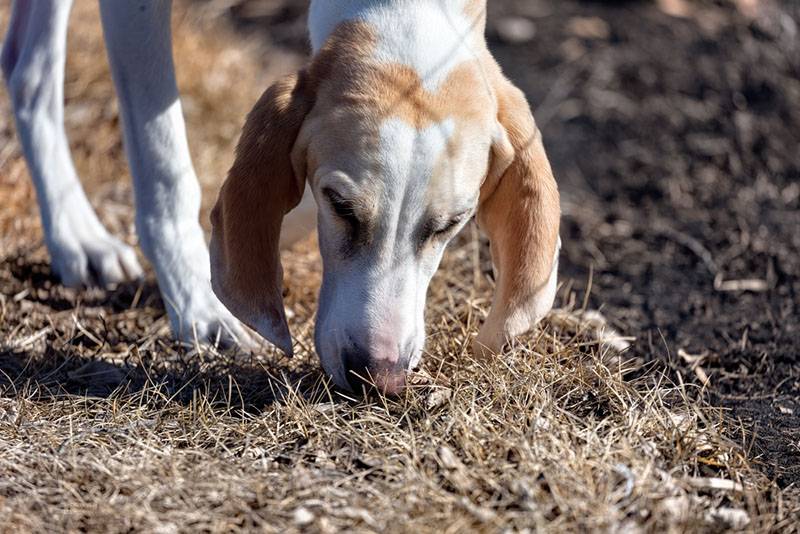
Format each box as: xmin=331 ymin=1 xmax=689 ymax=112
xmin=323 ymin=188 xmax=360 ymax=227
xmin=422 ymin=211 xmax=472 ymax=244
xmin=432 ymin=217 xmax=462 ymax=238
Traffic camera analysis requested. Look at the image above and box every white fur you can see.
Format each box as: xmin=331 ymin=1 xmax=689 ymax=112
xmin=309 ymin=0 xmax=479 ymax=90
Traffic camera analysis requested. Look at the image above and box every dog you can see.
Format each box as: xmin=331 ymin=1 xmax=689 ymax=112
xmin=2 ymin=0 xmax=560 ymax=395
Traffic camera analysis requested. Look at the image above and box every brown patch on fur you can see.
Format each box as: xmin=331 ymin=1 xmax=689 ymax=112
xmin=308 ymin=26 xmax=492 ymax=131
xmin=299 ymin=20 xmax=497 ymax=204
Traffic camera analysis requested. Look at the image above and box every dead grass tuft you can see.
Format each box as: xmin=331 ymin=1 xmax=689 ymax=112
xmin=0 ymin=226 xmax=790 ymax=531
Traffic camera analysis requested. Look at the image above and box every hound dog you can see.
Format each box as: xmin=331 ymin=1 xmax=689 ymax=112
xmin=2 ymin=0 xmax=560 ymax=394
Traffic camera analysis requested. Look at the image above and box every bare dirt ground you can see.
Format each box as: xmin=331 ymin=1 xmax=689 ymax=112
xmin=1 ymin=0 xmax=798 ymax=531
xmin=485 ymin=0 xmax=800 ymax=490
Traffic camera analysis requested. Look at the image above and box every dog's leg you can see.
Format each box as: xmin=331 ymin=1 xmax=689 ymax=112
xmin=2 ymin=0 xmax=143 ymax=287
xmin=98 ymin=0 xmax=255 ymax=347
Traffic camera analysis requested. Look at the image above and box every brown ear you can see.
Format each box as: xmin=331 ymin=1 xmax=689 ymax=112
xmin=475 ymin=74 xmax=561 ymax=355
xmin=210 ymin=72 xmax=314 ymax=355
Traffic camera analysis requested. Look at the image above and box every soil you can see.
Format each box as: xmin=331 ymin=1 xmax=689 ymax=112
xmin=218 ymin=0 xmax=800 ymax=487
xmin=489 ymin=0 xmax=800 ymax=488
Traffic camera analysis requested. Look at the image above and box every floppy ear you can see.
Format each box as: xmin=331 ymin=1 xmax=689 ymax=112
xmin=210 ymin=72 xmax=314 ymax=355
xmin=475 ymin=75 xmax=561 ymax=355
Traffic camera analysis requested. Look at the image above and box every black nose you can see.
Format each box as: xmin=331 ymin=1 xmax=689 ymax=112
xmin=342 ymin=347 xmax=408 ymax=396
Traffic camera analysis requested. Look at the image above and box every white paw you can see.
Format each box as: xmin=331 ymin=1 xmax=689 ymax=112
xmin=45 ymin=206 xmax=144 ymax=288
xmin=166 ymin=280 xmax=260 ymax=351
xmin=143 ymin=221 xmax=259 ymax=350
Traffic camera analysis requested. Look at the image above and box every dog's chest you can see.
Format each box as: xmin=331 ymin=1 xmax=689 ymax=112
xmin=309 ymin=0 xmax=481 ymax=91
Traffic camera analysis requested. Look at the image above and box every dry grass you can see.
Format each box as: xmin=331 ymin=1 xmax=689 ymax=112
xmin=0 ymin=3 xmax=796 ymax=532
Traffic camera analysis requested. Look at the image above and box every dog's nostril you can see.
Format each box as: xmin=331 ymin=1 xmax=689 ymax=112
xmin=341 ymin=348 xmax=408 ymax=396
xmin=342 ymin=349 xmax=372 ymax=392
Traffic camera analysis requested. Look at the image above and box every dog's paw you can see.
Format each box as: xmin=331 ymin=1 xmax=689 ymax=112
xmin=166 ymin=285 xmax=260 ymax=351
xmin=145 ymin=223 xmax=260 ymax=350
xmin=46 ymin=212 xmax=144 ymax=288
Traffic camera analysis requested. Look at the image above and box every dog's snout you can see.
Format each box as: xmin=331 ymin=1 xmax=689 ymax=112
xmin=342 ymin=345 xmax=408 ymax=396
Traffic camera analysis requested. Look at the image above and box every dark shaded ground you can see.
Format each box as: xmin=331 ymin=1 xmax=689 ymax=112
xmin=217 ymin=0 xmax=800 ymax=487
xmin=488 ymin=0 xmax=800 ymax=488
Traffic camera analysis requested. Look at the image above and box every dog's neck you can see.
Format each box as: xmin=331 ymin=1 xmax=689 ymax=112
xmin=309 ymin=0 xmax=487 ymax=91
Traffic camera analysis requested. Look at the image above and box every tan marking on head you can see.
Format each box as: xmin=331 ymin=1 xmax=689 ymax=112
xmin=306 ymin=19 xmax=493 ymax=124
xmin=299 ymin=20 xmax=497 ymax=196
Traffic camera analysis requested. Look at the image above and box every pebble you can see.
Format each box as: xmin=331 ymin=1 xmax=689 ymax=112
xmin=293 ymin=506 xmax=315 ymax=526
xmin=495 ymin=17 xmax=537 ymax=44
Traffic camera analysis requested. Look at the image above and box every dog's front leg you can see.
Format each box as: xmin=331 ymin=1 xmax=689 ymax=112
xmin=99 ymin=0 xmax=255 ymax=348
xmin=2 ymin=0 xmax=143 ymax=287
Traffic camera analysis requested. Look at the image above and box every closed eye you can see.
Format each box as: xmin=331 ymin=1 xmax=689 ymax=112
xmin=421 ymin=210 xmax=473 ymax=244
xmin=323 ymin=188 xmax=361 ymax=227
xmin=432 ymin=217 xmax=462 ymax=237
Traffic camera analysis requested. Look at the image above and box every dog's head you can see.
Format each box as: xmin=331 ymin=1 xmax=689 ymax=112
xmin=210 ymin=21 xmax=560 ymax=395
